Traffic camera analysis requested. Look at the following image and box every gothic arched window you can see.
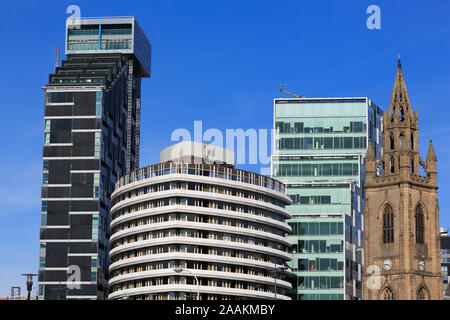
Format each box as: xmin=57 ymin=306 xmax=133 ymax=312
xmin=416 ymin=206 xmax=425 ymax=244
xmin=410 ymin=133 xmax=414 ymax=150
xmin=399 ymin=132 xmax=405 ymax=150
xmin=382 ymin=204 xmax=394 ymax=243
xmin=418 ymin=287 xmax=428 ymax=300
xmin=382 ymin=287 xmax=395 ymax=300
xmin=390 ymin=133 xmax=394 ymax=150
xmin=399 ymin=106 xmax=405 ymax=122
xmin=390 ymin=156 xmax=395 ymax=174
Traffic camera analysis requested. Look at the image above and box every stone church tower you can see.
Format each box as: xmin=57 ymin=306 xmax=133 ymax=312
xmin=362 ymin=59 xmax=442 ymax=300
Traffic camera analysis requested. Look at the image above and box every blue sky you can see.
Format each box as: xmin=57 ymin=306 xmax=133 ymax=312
xmin=0 ymin=0 xmax=449 ymax=297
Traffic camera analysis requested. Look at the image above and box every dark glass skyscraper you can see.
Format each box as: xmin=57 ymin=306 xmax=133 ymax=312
xmin=38 ymin=17 xmax=151 ymax=300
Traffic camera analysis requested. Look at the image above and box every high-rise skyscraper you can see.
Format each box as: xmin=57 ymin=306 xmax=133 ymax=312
xmin=271 ymin=97 xmax=382 ymax=300
xmin=363 ymin=59 xmax=442 ymax=300
xmin=38 ymin=17 xmax=151 ymax=300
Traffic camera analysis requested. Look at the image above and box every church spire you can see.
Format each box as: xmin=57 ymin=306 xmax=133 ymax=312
xmin=364 ymin=142 xmax=376 ymax=181
xmin=426 ymin=140 xmax=437 ymax=163
xmin=366 ymin=142 xmax=375 ymax=161
xmin=426 ymin=140 xmax=437 ymax=186
xmin=381 ymin=57 xmax=420 ymax=178
xmin=387 ymin=56 xmax=414 ymax=122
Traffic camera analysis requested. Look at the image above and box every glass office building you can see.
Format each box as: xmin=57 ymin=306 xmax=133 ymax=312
xmin=271 ymin=97 xmax=382 ymax=300
xmin=38 ymin=17 xmax=151 ymax=300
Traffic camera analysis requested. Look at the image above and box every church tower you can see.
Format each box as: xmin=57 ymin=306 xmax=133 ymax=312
xmin=362 ymin=58 xmax=442 ymax=300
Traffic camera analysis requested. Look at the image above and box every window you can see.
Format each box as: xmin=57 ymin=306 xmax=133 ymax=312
xmin=93 ymin=173 xmax=100 ymax=185
xmin=399 ymin=106 xmax=405 ymax=122
xmin=44 ymin=133 xmax=50 ymax=144
xmin=42 ymin=173 xmax=49 ymax=184
xmin=324 ymin=137 xmax=333 ymax=149
xmin=284 ymin=138 xmax=293 ymax=149
xmin=343 ymin=163 xmax=353 ymax=176
xmin=93 ymin=186 xmax=100 ymax=198
xmin=382 ymin=204 xmax=394 ymax=243
xmin=92 ymin=215 xmax=99 ymax=240
xmin=44 ymin=120 xmax=51 ymax=131
xmin=276 ymin=122 xmax=284 ymax=133
xmin=304 ymin=137 xmax=313 ymax=149
xmin=41 ymin=214 xmax=47 ymax=226
xmin=344 ymin=137 xmax=353 ymax=149
xmin=39 ymin=243 xmax=46 ymax=268
xmin=94 ymin=132 xmax=102 ymax=158
xmin=382 ymin=286 xmax=395 ymax=300
xmin=399 ymin=133 xmax=405 ymax=150
xmin=416 ymin=206 xmax=424 ymax=244
xmin=294 ymin=122 xmax=303 ymax=133
xmin=390 ymin=156 xmax=395 ymax=174
xmin=42 ymin=201 xmax=48 ymax=212
xmin=334 ymin=137 xmax=342 ymax=149
xmin=417 ymin=287 xmax=428 ymax=300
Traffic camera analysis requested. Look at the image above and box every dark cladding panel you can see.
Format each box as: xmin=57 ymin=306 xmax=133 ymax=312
xmin=48 ymin=160 xmax=71 ymax=172
xmin=53 ymin=119 xmax=73 ymax=131
xmin=44 ymin=243 xmax=68 ymax=267
xmin=40 ymin=228 xmax=70 ymax=240
xmin=71 ymin=185 xmax=94 ymax=198
xmin=72 ymin=145 xmax=95 ymax=157
xmin=71 ymin=172 xmax=94 ymax=185
xmin=70 ymin=215 xmax=94 ymax=227
xmin=44 ymin=146 xmax=72 ymax=157
xmin=71 ymin=159 xmax=100 ymax=170
xmin=66 ymin=284 xmax=98 ymax=296
xmin=47 ymin=212 xmax=69 ymax=225
xmin=69 ymin=256 xmax=92 ymax=269
xmin=73 ymin=118 xmax=102 ymax=130
xmin=48 ymin=92 xmax=74 ymax=103
xmin=48 ymin=161 xmax=71 ymax=184
xmin=68 ymin=242 xmax=98 ymax=254
xmin=73 ymin=132 xmax=94 ymax=144
xmin=39 ymin=270 xmax=68 ymax=282
xmin=46 ymin=187 xmax=71 ymax=198
xmin=70 ymin=226 xmax=92 ymax=239
xmin=73 ymin=132 xmax=94 ymax=157
xmin=43 ymin=286 xmax=66 ymax=300
xmin=50 ymin=131 xmax=72 ymax=143
xmin=73 ymin=103 xmax=96 ymax=116
xmin=70 ymin=200 xmax=99 ymax=211
xmin=47 ymin=200 xmax=70 ymax=213
xmin=73 ymin=92 xmax=96 ymax=104
xmin=73 ymin=92 xmax=96 ymax=116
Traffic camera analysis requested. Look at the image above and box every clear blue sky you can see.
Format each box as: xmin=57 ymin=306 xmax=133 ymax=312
xmin=0 ymin=0 xmax=449 ymax=297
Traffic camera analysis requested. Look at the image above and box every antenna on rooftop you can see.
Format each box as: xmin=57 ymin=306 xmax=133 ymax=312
xmin=280 ymin=84 xmax=304 ymax=98
xmin=54 ymin=46 xmax=60 ymax=72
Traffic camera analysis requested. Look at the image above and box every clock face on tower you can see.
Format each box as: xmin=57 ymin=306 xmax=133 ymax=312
xmin=382 ymin=259 xmax=392 ymax=271
xmin=418 ymin=259 xmax=425 ymax=271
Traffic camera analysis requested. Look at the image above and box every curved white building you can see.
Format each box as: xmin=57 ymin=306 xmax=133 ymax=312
xmin=108 ymin=142 xmax=292 ymax=300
